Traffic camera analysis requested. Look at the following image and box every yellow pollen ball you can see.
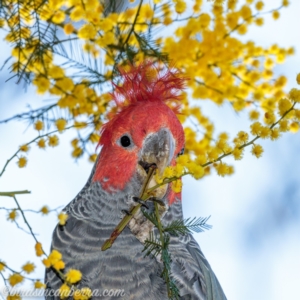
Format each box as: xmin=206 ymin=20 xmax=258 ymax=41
xmin=17 ymin=156 xmax=27 ymax=168
xmin=279 ymin=120 xmax=289 ymax=132
xmin=0 ymin=261 xmax=6 ymax=272
xmin=64 ymin=23 xmax=74 ymax=35
xmin=78 ymin=24 xmax=97 ymax=40
xmin=34 ymin=120 xmax=44 ymax=131
xmin=59 ymin=283 xmax=71 ymax=299
xmin=52 ymin=10 xmax=65 ymax=24
xmin=278 ymin=98 xmax=292 ymax=116
xmin=232 ymin=148 xmax=243 ymax=160
xmin=289 ymin=88 xmax=300 ymax=102
xmin=48 ymin=66 xmax=65 ymax=79
xmin=35 ymin=242 xmax=44 ymax=257
xmin=40 ymin=206 xmax=49 ymax=215
xmin=199 ymin=13 xmax=211 ymax=28
xmin=7 ymin=294 xmax=22 ymax=300
xmin=89 ymin=154 xmax=97 ymax=163
xmin=237 ymin=131 xmax=249 ymax=143
xmin=53 ymin=260 xmax=65 ymax=270
xmin=294 ymin=109 xmax=300 ymax=121
xmin=237 ymin=24 xmax=247 ymax=35
xmin=207 ymin=148 xmax=220 ymax=161
xmin=35 ymin=281 xmax=46 ymax=289
xmin=58 ymin=212 xmax=68 ymax=225
xmin=290 ymin=122 xmax=299 ymax=133
xmin=215 ymin=163 xmax=229 ymax=177
xmin=240 ymin=5 xmax=252 ymax=20
xmin=175 ymin=0 xmax=187 ymax=14
xmin=49 ymin=249 xmax=62 ymax=263
xmin=37 ymin=138 xmax=46 ymax=149
xmin=19 ymin=144 xmax=29 ymax=152
xmin=272 ymin=11 xmax=280 ymax=20
xmin=172 ymin=180 xmax=182 ymax=193
xmin=9 ymin=274 xmax=24 ymax=286
xmin=255 ymin=17 xmax=264 ymax=26
xmin=42 ymin=258 xmax=51 ymax=268
xmin=191 ymin=165 xmax=204 ymax=179
xmin=296 ymin=74 xmax=300 ymax=85
xmin=249 ymin=110 xmax=260 ymax=120
xmin=55 ymin=119 xmax=67 ymax=132
xmin=260 ymin=127 xmax=271 ymax=139
xmin=282 ymin=0 xmax=289 ymax=7
xmin=22 ymin=262 xmax=35 ymax=274
xmin=33 ymin=76 xmax=50 ymax=94
xmin=255 ymin=1 xmax=264 ymax=10
xmin=251 ymin=144 xmax=264 ymax=158
xmin=73 ymin=288 xmax=92 ymax=300
xmin=48 ymin=135 xmax=59 ymax=147
xmin=7 ymin=210 xmax=18 ymax=221
xmin=72 ymin=147 xmax=83 ymax=158
xmin=270 ymin=129 xmax=281 ymax=141
xmin=65 ymin=269 xmax=82 ymax=284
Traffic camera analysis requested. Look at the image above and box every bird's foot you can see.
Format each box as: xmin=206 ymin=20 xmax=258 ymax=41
xmin=138 ymin=161 xmax=157 ymax=174
xmin=121 ymin=209 xmax=132 ymax=216
xmin=132 ymin=196 xmax=149 ymax=209
xmin=131 ymin=196 xmax=165 ymax=208
xmin=146 ymin=196 xmax=165 ymax=207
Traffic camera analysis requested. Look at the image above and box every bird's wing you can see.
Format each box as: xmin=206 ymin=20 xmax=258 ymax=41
xmin=163 ymin=193 xmax=226 ymax=300
xmin=44 ymin=199 xmax=103 ymax=297
xmin=186 ymin=235 xmax=227 ymax=300
xmin=44 ymin=158 xmax=109 ymax=298
xmin=169 ymin=233 xmax=227 ymax=300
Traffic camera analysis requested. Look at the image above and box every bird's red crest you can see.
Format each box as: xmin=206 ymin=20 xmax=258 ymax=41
xmin=111 ymin=61 xmax=186 ymax=112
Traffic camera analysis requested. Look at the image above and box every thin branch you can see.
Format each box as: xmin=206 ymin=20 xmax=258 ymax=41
xmin=112 ymin=0 xmax=144 ymax=73
xmin=147 ymin=102 xmax=298 ymax=190
xmin=196 ymin=79 xmax=223 ymax=95
xmin=0 ymin=205 xmax=63 ymax=213
xmin=224 ymin=5 xmax=284 ymax=39
xmin=12 ymin=196 xmax=40 ymax=245
xmin=0 ymin=104 xmax=57 ymax=124
xmin=0 ymin=190 xmax=31 ymax=197
xmin=13 ymin=220 xmax=35 ymax=235
xmin=0 ymin=125 xmax=76 ymax=178
xmin=0 ymin=263 xmax=38 ymax=281
xmin=122 ymin=0 xmax=144 ymax=49
xmin=101 ymin=165 xmax=157 ymax=250
xmin=203 ymin=102 xmax=297 ymax=167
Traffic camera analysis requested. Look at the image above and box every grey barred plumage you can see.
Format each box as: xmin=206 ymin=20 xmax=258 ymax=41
xmin=45 ymin=166 xmax=226 ymax=299
xmin=45 ymin=62 xmax=227 ymax=300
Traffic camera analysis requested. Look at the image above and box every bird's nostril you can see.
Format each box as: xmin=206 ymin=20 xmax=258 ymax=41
xmin=138 ymin=161 xmax=157 ymax=174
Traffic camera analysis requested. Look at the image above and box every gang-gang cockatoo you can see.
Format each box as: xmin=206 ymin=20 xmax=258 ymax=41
xmin=45 ymin=62 xmax=227 ymax=300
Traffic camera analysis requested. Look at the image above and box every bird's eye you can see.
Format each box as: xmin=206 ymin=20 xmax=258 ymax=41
xmin=120 ymin=135 xmax=131 ymax=147
xmin=177 ymin=147 xmax=185 ymax=157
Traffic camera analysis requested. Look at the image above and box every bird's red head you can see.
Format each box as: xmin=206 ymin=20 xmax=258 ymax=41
xmin=93 ymin=62 xmax=186 ymax=201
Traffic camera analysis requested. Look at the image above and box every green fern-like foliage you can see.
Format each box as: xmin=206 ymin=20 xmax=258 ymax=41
xmin=142 ymin=203 xmax=211 ymax=299
xmin=164 ymin=216 xmax=212 ymax=236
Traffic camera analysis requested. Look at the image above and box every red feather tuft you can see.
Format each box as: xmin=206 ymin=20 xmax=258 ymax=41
xmin=112 ymin=61 xmax=186 ymax=111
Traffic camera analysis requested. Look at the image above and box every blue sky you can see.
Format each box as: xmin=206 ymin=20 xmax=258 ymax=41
xmin=0 ymin=1 xmax=300 ymax=299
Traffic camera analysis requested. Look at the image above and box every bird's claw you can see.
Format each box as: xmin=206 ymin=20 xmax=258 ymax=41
xmin=138 ymin=161 xmax=157 ymax=174
xmin=132 ymin=196 xmax=149 ymax=209
xmin=121 ymin=209 xmax=132 ymax=216
xmin=147 ymin=197 xmax=165 ymax=207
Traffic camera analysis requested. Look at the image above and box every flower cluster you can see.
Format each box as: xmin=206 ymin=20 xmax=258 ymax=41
xmin=0 ymin=0 xmax=295 ymax=172
xmin=0 ymin=0 xmax=299 ymax=297
xmin=156 ymin=75 xmax=299 ymax=192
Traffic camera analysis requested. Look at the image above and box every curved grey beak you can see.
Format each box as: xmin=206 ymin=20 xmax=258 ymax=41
xmin=139 ymin=128 xmax=175 ymax=176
